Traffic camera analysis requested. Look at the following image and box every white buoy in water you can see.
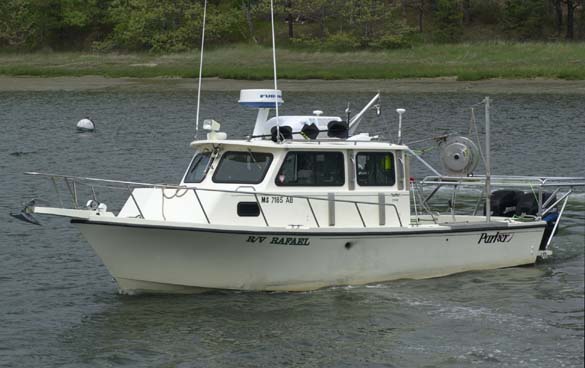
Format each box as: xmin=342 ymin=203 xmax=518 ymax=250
xmin=76 ymin=118 xmax=95 ymax=132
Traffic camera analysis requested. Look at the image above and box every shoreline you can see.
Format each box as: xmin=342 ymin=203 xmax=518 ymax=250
xmin=1 ymin=76 xmax=585 ymax=94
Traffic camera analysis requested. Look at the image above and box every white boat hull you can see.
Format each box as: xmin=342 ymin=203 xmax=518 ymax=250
xmin=73 ymin=218 xmax=546 ymax=293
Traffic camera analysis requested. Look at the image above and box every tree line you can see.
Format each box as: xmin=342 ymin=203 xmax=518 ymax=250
xmin=0 ymin=0 xmax=583 ymax=52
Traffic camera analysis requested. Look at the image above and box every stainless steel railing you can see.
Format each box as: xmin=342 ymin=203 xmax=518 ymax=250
xmin=25 ymin=172 xmax=404 ymax=228
xmin=419 ymin=174 xmax=584 ymax=221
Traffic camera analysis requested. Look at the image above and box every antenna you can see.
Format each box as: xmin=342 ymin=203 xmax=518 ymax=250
xmin=348 ymin=93 xmax=380 ymax=136
xmin=345 ymin=102 xmax=351 ymax=123
xmin=396 ymin=108 xmax=405 ymax=144
xmin=485 ymin=96 xmax=491 ymax=223
xmin=269 ymin=0 xmax=280 ymax=142
xmin=194 ymin=0 xmax=208 ymax=139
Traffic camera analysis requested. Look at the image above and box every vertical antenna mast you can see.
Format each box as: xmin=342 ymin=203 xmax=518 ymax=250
xmin=195 ymin=0 xmax=208 ymax=139
xmin=485 ymin=96 xmax=491 ymax=223
xmin=270 ymin=0 xmax=281 ymax=142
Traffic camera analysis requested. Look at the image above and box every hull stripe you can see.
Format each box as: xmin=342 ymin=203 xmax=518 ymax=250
xmin=71 ymin=219 xmax=545 ymax=237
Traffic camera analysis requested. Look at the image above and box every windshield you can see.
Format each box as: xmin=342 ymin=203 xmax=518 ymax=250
xmin=183 ymin=151 xmax=212 ymax=183
xmin=213 ymin=151 xmax=273 ymax=184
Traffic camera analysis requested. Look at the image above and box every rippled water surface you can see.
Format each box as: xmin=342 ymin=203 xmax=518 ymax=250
xmin=0 ymin=90 xmax=583 ymax=367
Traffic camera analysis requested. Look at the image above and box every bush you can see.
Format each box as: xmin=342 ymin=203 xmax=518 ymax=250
xmin=322 ymin=32 xmax=360 ymax=51
xmin=433 ymin=0 xmax=464 ymax=43
xmin=472 ymin=0 xmax=503 ymax=25
xmin=90 ymin=39 xmax=114 ymax=53
xmin=501 ymin=0 xmax=546 ymax=40
xmin=289 ymin=36 xmax=322 ymax=50
xmin=369 ymin=34 xmax=413 ymax=50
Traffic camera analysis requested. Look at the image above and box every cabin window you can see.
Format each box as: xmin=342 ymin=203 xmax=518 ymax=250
xmin=356 ymin=152 xmax=396 ymax=186
xmin=184 ymin=151 xmax=212 ymax=183
xmin=276 ymin=151 xmax=345 ymax=186
xmin=213 ymin=151 xmax=273 ymax=184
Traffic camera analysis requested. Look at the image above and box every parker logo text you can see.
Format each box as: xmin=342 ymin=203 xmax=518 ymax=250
xmin=478 ymin=232 xmax=513 ymax=244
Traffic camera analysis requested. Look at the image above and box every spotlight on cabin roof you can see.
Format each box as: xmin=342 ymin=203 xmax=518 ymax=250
xmin=76 ymin=118 xmax=95 ymax=132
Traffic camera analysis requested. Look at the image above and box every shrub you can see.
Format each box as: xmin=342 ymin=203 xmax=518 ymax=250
xmin=433 ymin=0 xmax=464 ymax=43
xmin=471 ymin=0 xmax=503 ymax=25
xmin=370 ymin=34 xmax=413 ymax=50
xmin=501 ymin=0 xmax=547 ymax=40
xmin=289 ymin=36 xmax=321 ymax=50
xmin=322 ymin=32 xmax=360 ymax=51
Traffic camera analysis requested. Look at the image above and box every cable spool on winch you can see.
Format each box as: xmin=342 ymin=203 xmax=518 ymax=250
xmin=439 ymin=136 xmax=481 ymax=176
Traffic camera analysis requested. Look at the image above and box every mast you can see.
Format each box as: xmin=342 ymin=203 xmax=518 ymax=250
xmin=269 ymin=0 xmax=280 ymax=142
xmin=195 ymin=0 xmax=208 ymax=139
xmin=485 ymin=97 xmax=491 ymax=223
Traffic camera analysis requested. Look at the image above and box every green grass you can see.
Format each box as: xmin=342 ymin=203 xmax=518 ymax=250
xmin=0 ymin=42 xmax=584 ymax=80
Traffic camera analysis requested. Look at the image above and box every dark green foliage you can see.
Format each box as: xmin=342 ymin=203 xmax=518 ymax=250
xmin=0 ymin=0 xmax=112 ymax=50
xmin=0 ymin=0 xmax=583 ymax=52
xmin=0 ymin=0 xmax=34 ymax=48
xmin=369 ymin=34 xmax=413 ymax=50
xmin=470 ymin=0 xmax=502 ymax=25
xmin=432 ymin=0 xmax=464 ymax=43
xmin=501 ymin=0 xmax=547 ymax=40
xmin=102 ymin=0 xmax=244 ymax=52
xmin=105 ymin=0 xmax=203 ymax=52
xmin=322 ymin=32 xmax=360 ymax=51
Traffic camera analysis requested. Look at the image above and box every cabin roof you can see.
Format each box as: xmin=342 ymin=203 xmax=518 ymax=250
xmin=190 ymin=139 xmax=409 ymax=151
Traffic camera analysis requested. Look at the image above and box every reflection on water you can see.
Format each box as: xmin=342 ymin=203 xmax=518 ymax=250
xmin=0 ymin=91 xmax=583 ymax=367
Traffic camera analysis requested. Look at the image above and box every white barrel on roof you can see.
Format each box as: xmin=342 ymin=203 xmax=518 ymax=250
xmin=239 ymin=89 xmax=283 ymax=108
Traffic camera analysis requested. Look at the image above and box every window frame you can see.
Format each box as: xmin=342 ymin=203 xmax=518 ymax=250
xmin=212 ymin=151 xmax=274 ymax=184
xmin=182 ymin=150 xmax=212 ymax=184
xmin=355 ymin=151 xmax=396 ymax=187
xmin=275 ymin=151 xmax=346 ymax=187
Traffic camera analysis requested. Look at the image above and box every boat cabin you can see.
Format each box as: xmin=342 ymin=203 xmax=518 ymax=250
xmin=115 ymin=89 xmax=413 ymax=229
xmin=119 ymin=141 xmax=410 ymax=229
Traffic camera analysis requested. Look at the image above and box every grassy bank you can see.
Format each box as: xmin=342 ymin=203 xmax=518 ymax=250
xmin=1 ymin=42 xmax=584 ymax=81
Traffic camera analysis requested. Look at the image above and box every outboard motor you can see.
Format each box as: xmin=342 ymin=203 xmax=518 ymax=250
xmin=515 ymin=192 xmax=554 ymax=217
xmin=485 ymin=190 xmax=558 ymax=250
xmin=515 ymin=191 xmax=559 ymax=251
xmin=486 ymin=190 xmax=556 ymax=218
xmin=512 ymin=192 xmax=559 ymax=251
xmin=489 ymin=190 xmax=523 ymax=217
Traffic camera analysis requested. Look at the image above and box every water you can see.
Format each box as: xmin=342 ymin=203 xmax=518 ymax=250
xmin=1 ymin=90 xmax=584 ymax=367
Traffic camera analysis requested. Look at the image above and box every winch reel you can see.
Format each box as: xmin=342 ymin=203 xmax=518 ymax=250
xmin=439 ymin=136 xmax=481 ymax=176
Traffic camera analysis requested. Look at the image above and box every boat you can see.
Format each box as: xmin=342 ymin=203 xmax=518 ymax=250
xmin=11 ymin=1 xmax=584 ymax=294
xmin=13 ymin=88 xmax=584 ymax=293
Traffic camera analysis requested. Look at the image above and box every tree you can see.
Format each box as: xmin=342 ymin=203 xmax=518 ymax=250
xmin=433 ymin=0 xmax=463 ymax=42
xmin=462 ymin=0 xmax=471 ymax=24
xmin=564 ymin=0 xmax=580 ymax=39
xmin=580 ymin=0 xmax=585 ymax=38
xmin=285 ymin=0 xmax=293 ymax=38
xmin=552 ymin=0 xmax=563 ymax=35
xmin=241 ymin=0 xmax=259 ymax=43
xmin=0 ymin=0 xmax=35 ymax=48
xmin=409 ymin=0 xmax=426 ymax=32
xmin=502 ymin=0 xmax=547 ymax=40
